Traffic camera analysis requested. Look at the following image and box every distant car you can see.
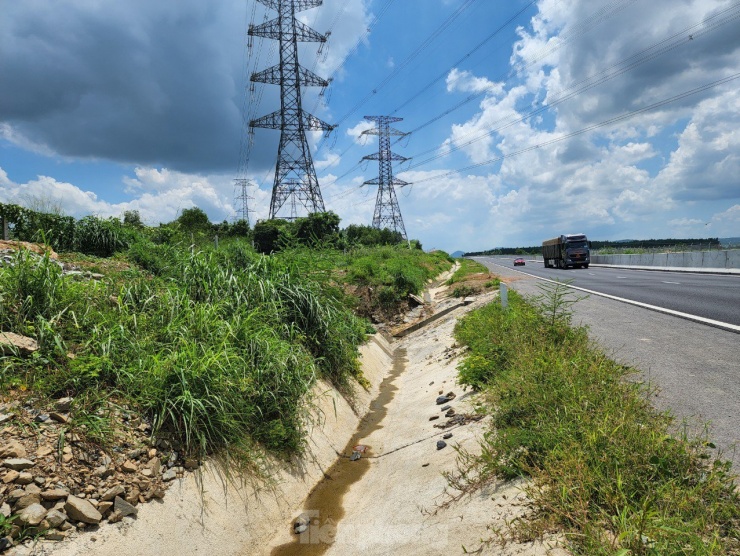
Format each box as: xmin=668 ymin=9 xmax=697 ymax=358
xmin=513 ymin=258 xmax=525 ymax=266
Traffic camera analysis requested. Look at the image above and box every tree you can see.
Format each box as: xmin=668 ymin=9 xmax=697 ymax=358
xmin=253 ymin=219 xmax=290 ymax=254
xmin=176 ymin=207 xmax=212 ymax=232
xmin=123 ymin=210 xmax=144 ymax=228
xmin=293 ymin=211 xmax=341 ymax=247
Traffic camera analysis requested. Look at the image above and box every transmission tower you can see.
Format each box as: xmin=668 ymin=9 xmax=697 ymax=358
xmin=233 ymin=178 xmax=254 ymax=226
xmin=361 ymin=116 xmax=409 ymax=240
xmin=248 ymin=0 xmax=334 ymax=220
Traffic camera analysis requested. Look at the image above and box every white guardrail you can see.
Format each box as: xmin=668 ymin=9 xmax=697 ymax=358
xmin=526 ymin=250 xmax=739 ymax=270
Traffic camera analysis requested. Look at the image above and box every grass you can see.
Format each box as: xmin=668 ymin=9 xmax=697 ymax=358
xmin=0 ymin=242 xmax=369 ymax=461
xmin=0 ymin=239 xmax=452 ymax=465
xmin=445 ymin=257 xmax=492 ymax=285
xmin=452 ymin=282 xmax=740 ymax=555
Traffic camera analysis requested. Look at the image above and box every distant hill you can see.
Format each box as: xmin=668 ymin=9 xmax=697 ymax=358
xmin=451 ymin=250 xmax=465 ymax=258
xmin=720 ymin=237 xmax=740 ymax=247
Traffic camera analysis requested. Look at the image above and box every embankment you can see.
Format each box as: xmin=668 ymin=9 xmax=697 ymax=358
xmin=21 ymin=335 xmax=393 ymax=556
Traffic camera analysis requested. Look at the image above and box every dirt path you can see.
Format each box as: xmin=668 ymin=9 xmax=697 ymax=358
xmin=265 ymin=285 xmax=567 ymax=555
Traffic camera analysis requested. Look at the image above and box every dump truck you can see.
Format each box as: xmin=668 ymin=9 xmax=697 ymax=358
xmin=542 ymin=233 xmax=591 ymax=269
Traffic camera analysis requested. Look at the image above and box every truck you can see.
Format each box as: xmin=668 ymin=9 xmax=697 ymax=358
xmin=542 ymin=233 xmax=591 ymax=269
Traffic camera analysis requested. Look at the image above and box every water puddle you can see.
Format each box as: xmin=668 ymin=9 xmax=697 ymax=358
xmin=269 ymin=347 xmax=407 ymax=555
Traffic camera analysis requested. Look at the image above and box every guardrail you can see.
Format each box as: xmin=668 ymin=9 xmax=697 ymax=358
xmin=590 ymin=250 xmax=739 ymax=270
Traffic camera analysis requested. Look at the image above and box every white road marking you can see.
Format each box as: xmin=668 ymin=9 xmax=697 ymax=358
xmin=483 ymin=262 xmax=740 ymax=334
xmin=662 ymin=281 xmax=681 ymax=284
xmin=617 ymin=276 xmax=627 ymax=279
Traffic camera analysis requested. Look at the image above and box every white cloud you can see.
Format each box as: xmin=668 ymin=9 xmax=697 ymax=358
xmin=0 ymin=166 xmax=275 ymax=226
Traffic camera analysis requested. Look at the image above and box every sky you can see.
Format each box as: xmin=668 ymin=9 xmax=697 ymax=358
xmin=1 ymin=0 xmax=739 ymax=253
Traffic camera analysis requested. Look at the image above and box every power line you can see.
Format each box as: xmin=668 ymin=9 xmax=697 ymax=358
xmin=408 ymin=72 xmax=740 ymax=185
xmin=248 ymin=0 xmax=334 ymax=220
xmin=406 ymin=2 xmax=740 ymax=168
xmin=361 ymin=116 xmax=410 ymax=239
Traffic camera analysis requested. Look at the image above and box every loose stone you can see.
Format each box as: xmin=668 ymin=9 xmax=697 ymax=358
xmin=64 ymin=495 xmax=102 ymax=525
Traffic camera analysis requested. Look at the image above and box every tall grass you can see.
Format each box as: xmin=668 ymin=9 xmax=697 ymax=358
xmin=453 ymin=286 xmax=739 ymax=555
xmin=0 ymin=242 xmax=369 ymax=461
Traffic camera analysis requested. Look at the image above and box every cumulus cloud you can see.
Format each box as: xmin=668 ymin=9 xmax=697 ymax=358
xmin=0 ymin=0 xmax=371 ymax=174
xmin=0 ymin=165 xmax=274 ymax=226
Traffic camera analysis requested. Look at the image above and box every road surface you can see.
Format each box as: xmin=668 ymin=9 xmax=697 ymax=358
xmin=474 ymin=257 xmax=740 ymax=469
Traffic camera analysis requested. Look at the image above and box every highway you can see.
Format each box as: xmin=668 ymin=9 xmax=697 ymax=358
xmin=473 ymin=256 xmax=740 ymax=469
xmin=475 ymin=256 xmax=740 ymax=329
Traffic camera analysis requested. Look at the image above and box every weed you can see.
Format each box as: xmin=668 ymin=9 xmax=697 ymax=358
xmin=452 ymin=287 xmax=740 ymax=554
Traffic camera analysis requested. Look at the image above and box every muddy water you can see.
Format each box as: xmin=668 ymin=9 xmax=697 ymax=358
xmin=269 ymin=348 xmax=407 ymax=556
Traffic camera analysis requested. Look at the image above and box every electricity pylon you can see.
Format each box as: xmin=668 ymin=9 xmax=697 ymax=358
xmin=233 ymin=178 xmax=254 ymax=226
xmin=361 ymin=116 xmax=409 ymax=240
xmin=248 ymin=0 xmax=334 ymax=220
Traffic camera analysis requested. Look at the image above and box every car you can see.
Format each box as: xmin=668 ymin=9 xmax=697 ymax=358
xmin=513 ymin=258 xmax=525 ymax=266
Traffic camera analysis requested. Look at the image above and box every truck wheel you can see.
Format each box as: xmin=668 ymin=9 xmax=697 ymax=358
xmin=584 ymin=264 xmax=589 ymax=269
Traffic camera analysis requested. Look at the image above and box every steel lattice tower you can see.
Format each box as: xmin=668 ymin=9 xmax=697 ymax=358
xmin=362 ymin=116 xmax=409 ymax=240
xmin=233 ymin=178 xmax=254 ymax=226
xmin=248 ymin=0 xmax=333 ymax=220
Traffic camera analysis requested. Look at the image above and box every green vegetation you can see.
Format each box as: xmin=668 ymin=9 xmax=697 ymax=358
xmin=453 ymin=283 xmax=739 ymax=555
xmin=0 ymin=204 xmax=451 ymax=466
xmin=445 ymin=258 xmax=490 ymax=285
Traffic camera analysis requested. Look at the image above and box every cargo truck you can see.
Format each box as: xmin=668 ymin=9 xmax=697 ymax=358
xmin=542 ymin=233 xmax=591 ymax=269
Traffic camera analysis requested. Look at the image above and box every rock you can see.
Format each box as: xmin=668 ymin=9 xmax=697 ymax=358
xmin=445 ymin=391 xmax=457 ymax=400
xmin=0 ymin=331 xmax=39 ymax=356
xmin=124 ymin=487 xmax=140 ymax=506
xmin=0 ymin=537 xmax=12 ymax=551
xmin=0 ymin=503 xmax=10 ymax=517
xmin=93 ymin=465 xmax=113 ymax=479
xmin=15 ymin=472 xmax=33 ymax=485
xmin=349 ymin=451 xmax=361 ymax=461
xmin=440 ymin=405 xmax=451 ymax=412
xmin=100 ymin=485 xmax=125 ymax=502
xmin=443 ymin=433 xmax=453 ymax=440
xmin=146 ymin=457 xmax=161 ymax=476
xmin=33 ymin=476 xmax=46 ymax=487
xmin=64 ymin=495 xmax=102 ymax=524
xmin=44 ymin=532 xmax=66 ymax=541
xmin=161 ymin=468 xmax=177 ymax=482
xmin=45 ymin=509 xmax=67 ymax=528
xmin=0 ymin=414 xmax=13 ymax=424
xmin=293 ymin=513 xmax=311 ymax=534
xmin=97 ymin=501 xmax=113 ymax=515
xmin=41 ymin=489 xmax=69 ymax=501
xmin=436 ymin=440 xmax=447 ymax=450
xmin=120 ymin=460 xmax=137 ymax=473
xmin=435 ymin=395 xmax=451 ymax=405
xmin=6 ymin=489 xmax=25 ymax=503
xmin=55 ymin=397 xmax=73 ymax=412
xmin=49 ymin=412 xmax=69 ymax=424
xmin=445 ymin=408 xmax=456 ymax=417
xmin=34 ymin=413 xmax=50 ymax=423
xmin=2 ymin=470 xmax=19 ymax=484
xmin=14 ymin=492 xmax=41 ymax=510
xmin=183 ymin=458 xmax=199 ymax=471
xmin=113 ymin=496 xmax=138 ymax=517
xmin=107 ymin=510 xmax=123 ymax=524
xmin=0 ymin=440 xmax=26 ymax=459
xmin=18 ymin=503 xmax=46 ymax=526
xmin=36 ymin=446 xmax=53 ymax=458
xmin=25 ymin=484 xmax=41 ymax=495
xmin=428 ymin=415 xmax=439 ymax=421
xmin=422 ymin=463 xmax=430 ymax=467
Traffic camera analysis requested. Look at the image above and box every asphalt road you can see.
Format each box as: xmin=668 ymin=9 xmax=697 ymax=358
xmin=481 ymin=256 xmax=740 ymax=328
xmin=474 ymin=257 xmax=740 ymax=470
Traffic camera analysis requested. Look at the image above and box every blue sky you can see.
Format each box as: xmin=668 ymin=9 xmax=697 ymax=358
xmin=1 ymin=0 xmax=739 ymax=252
